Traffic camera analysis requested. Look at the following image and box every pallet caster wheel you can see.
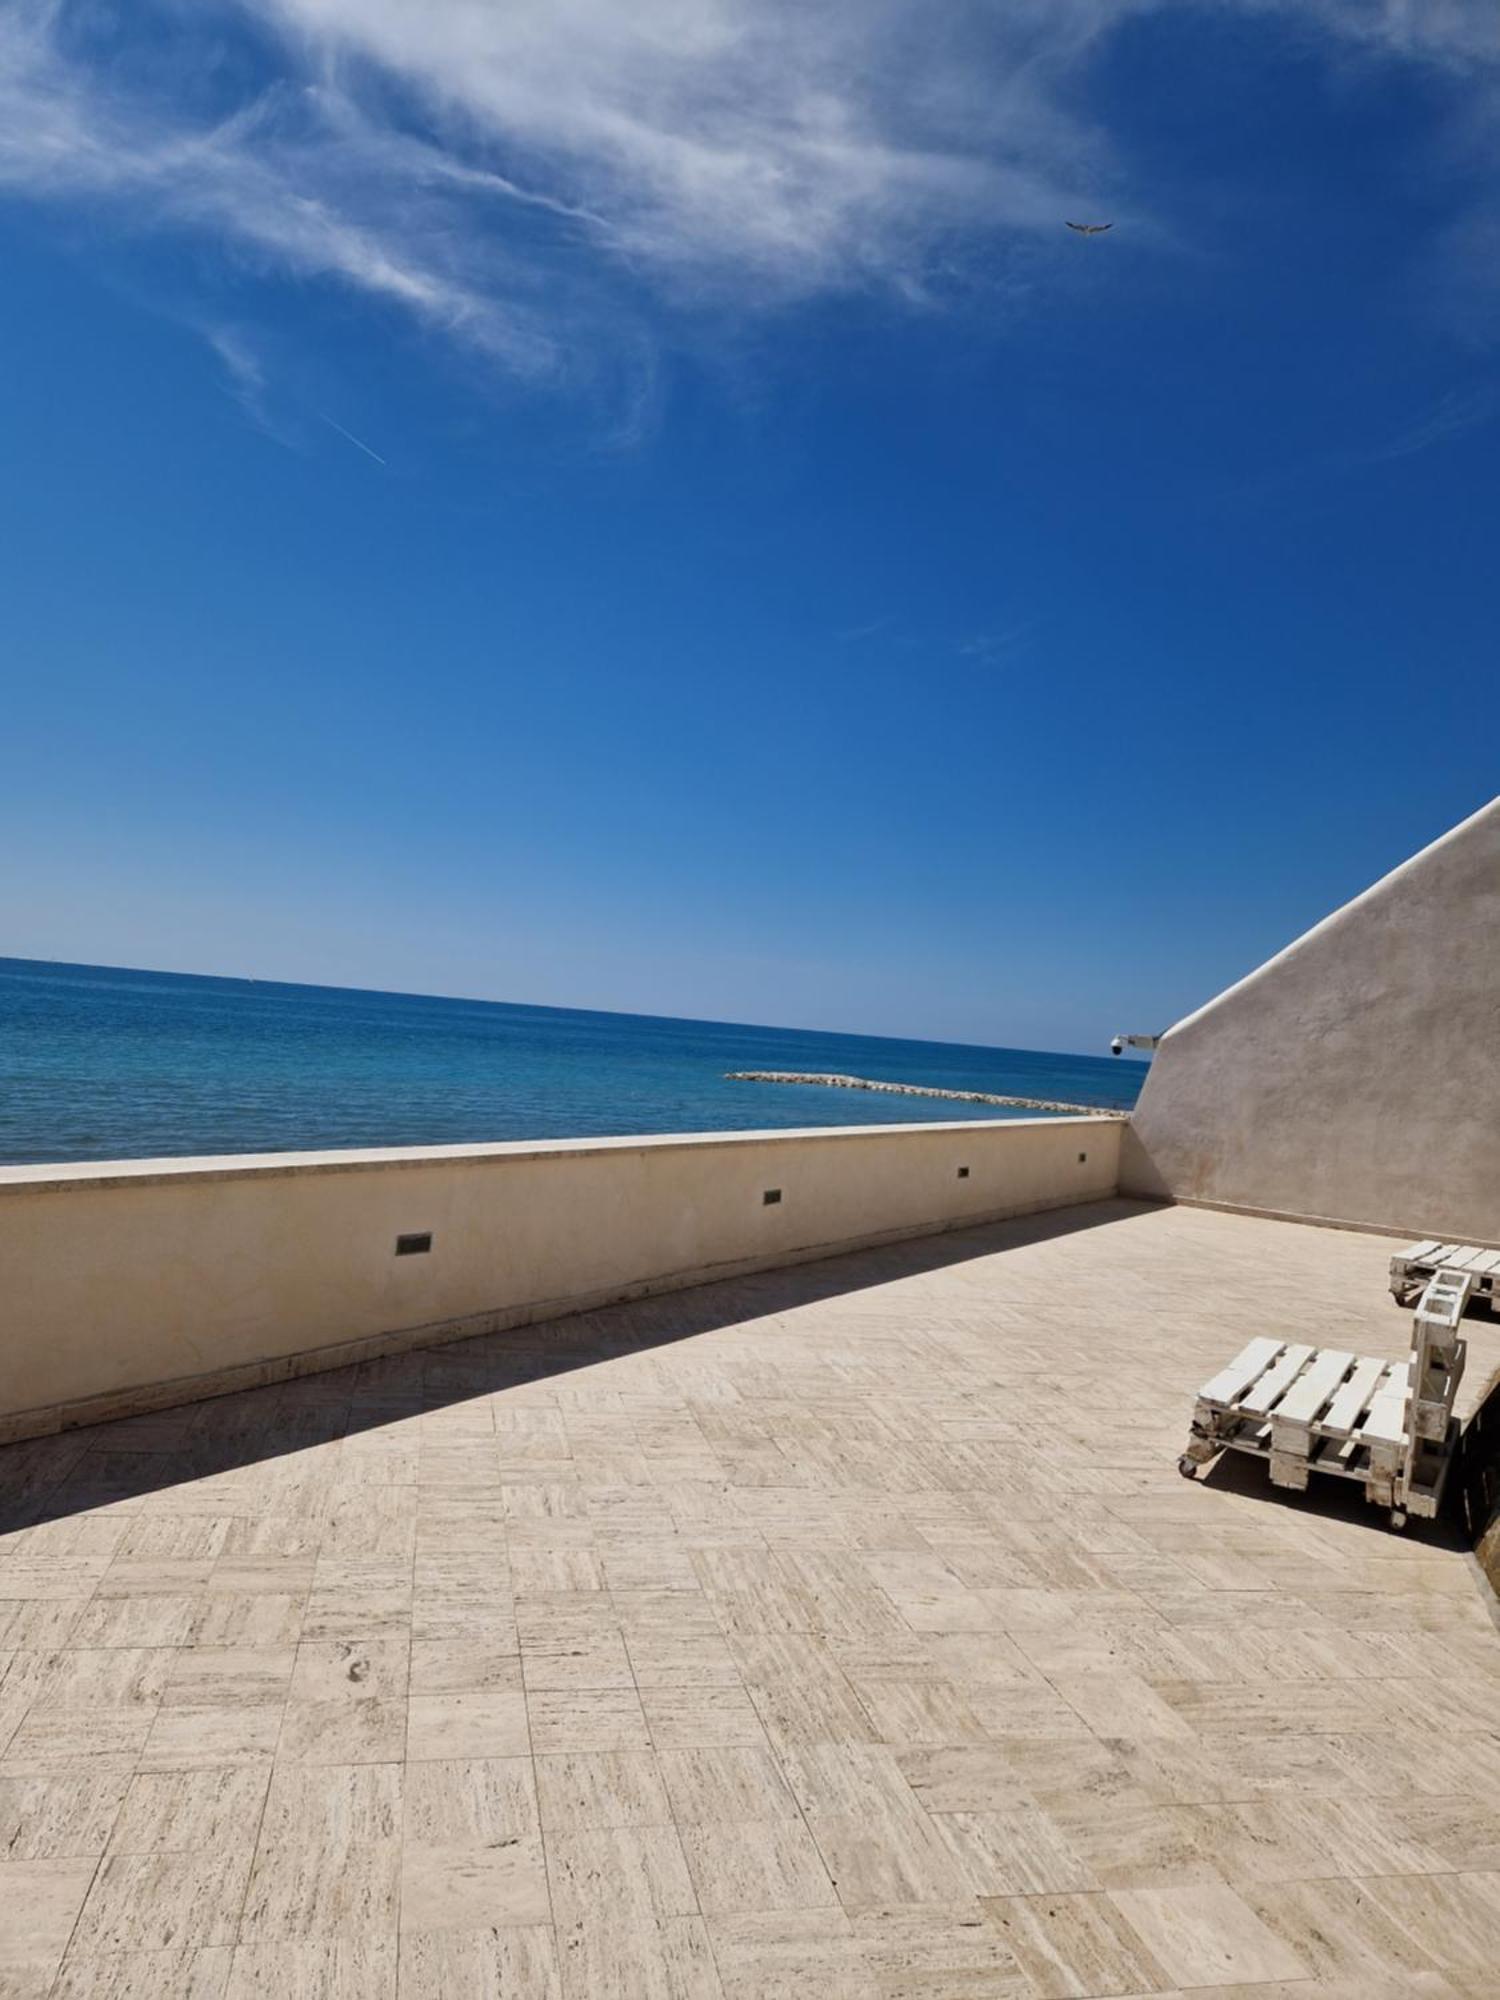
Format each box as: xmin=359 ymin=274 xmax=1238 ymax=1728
xmin=1177 ymin=1456 xmax=1199 ymax=1480
xmin=1388 ymin=1508 xmax=1408 ymax=1533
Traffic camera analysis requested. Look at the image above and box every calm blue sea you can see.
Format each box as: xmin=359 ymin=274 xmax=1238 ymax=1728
xmin=0 ymin=958 xmax=1144 ymax=1165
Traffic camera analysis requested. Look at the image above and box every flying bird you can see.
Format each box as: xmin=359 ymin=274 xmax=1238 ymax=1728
xmin=1066 ymin=221 xmax=1113 ymax=235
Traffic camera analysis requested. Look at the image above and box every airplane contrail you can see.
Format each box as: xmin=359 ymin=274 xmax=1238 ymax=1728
xmin=319 ymin=414 xmax=388 ymax=467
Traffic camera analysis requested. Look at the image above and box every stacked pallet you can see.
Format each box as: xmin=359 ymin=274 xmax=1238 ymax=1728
xmin=1183 ymin=1268 xmax=1472 ymax=1527
xmin=1390 ymin=1240 xmax=1500 ymax=1307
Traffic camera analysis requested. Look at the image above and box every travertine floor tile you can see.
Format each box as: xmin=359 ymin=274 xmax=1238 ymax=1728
xmin=1400 ymin=1796 xmax=1500 ymax=1871
xmin=70 ymin=1848 xmax=255 ymax=1954
xmin=138 ymin=1704 xmax=282 ymax=1772
xmin=811 ymin=1801 xmax=985 ymax=1911
xmin=0 ymin=1856 xmax=100 ymax=1990
xmin=399 ymin=1839 xmax=550 ymax=1931
xmin=1348 ymin=1871 xmax=1500 ymax=1975
xmin=161 ymin=1647 xmax=295 ymax=1711
xmin=624 ymin=1632 xmax=743 ymax=1688
xmin=979 ymin=1889 xmax=1170 ymax=1998
xmin=778 ymin=1743 xmax=925 ymax=1821
xmin=240 ymin=1839 xmax=400 ymax=1943
xmin=526 ymin=1687 xmax=651 ymax=1755
xmin=510 ymin=1549 xmax=606 ymax=1593
xmin=641 ymin=1683 xmax=767 ymax=1749
xmin=659 ymin=1746 xmax=799 ymax=1826
xmin=400 ymin=1758 xmax=550 ymax=1929
xmin=0 ymin=1600 xmax=89 ymax=1653
xmin=706 ymin=1908 xmax=870 ymax=2000
xmin=897 ymin=1739 xmax=1137 ymax=1817
xmin=1109 ymin=1882 xmax=1310 ymax=1987
xmin=406 ymin=1689 xmax=529 ymax=1761
xmin=52 ymin=1946 xmax=234 ymax=1999
xmin=1049 ymin=1673 xmax=1196 ymax=1742
xmin=680 ymin=1818 xmax=838 ymax=1915
xmin=32 ymin=1646 xmax=171 ymax=1711
xmin=853 ymin=1678 xmax=993 ymax=1747
xmin=208 ymin=1559 xmax=316 ymax=1599
xmin=402 ymin=1756 xmax=535 ymax=1843
xmin=730 ymin=1636 xmax=880 ymax=1751
xmin=931 ymin=1808 xmax=1097 ymax=1896
xmin=221 ymin=1937 xmax=397 ymax=1998
xmin=545 ymin=1824 xmax=698 ymax=1928
xmin=522 ymin=1630 xmax=635 ymax=1693
xmin=0 ymin=1771 xmax=129 ymax=1859
xmin=2 ymin=1708 xmax=156 ymax=1776
xmin=275 ymin=1697 xmax=405 ymax=1766
xmin=850 ymin=1901 xmax=1027 ymax=1992
xmin=1240 ymin=1874 xmax=1450 ymax=1982
xmin=288 ymin=1638 xmax=408 ymax=1703
xmin=1045 ymin=1802 xmax=1224 ymax=1891
xmin=408 ymin=1641 xmax=519 ymax=1693
xmin=189 ymin=1595 xmax=306 ymax=1650
xmin=398 ymin=1924 xmax=561 ymax=1999
xmin=257 ymin=1763 xmax=401 ymax=1848
xmin=964 ymin=1682 xmax=1099 ymax=1740
xmin=109 ymin=1767 xmax=271 ymax=1855
xmin=556 ymin=1913 xmax=723 ymax=2000
xmin=2 ymin=1559 xmax=113 ymax=1602
xmin=535 ymin=1750 xmax=674 ymax=1831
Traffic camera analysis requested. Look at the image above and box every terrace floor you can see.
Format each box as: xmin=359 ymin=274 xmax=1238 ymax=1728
xmin=3 ymin=1197 xmax=1500 ymax=1998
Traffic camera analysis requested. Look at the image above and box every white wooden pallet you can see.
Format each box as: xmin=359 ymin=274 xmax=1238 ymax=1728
xmin=1390 ymin=1239 xmax=1500 ymax=1307
xmin=1181 ymin=1332 xmax=1456 ymax=1528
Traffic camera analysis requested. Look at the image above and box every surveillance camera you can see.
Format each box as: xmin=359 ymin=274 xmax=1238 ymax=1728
xmin=1110 ymin=1037 xmax=1124 ymax=1057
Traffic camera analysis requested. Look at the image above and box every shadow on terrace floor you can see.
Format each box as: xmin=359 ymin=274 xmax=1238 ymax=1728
xmin=1194 ymin=1439 xmax=1472 ymax=1552
xmin=0 ymin=1194 xmax=1163 ymax=1537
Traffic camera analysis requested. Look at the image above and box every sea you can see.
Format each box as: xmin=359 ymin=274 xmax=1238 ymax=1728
xmin=0 ymin=957 xmax=1144 ymax=1166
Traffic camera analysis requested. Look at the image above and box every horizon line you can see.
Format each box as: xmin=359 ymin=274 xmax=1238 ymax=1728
xmin=0 ymin=952 xmax=1149 ymax=1066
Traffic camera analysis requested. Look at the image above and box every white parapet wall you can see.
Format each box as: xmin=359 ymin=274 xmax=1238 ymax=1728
xmin=1124 ymin=794 xmax=1500 ymax=1241
xmin=0 ymin=1114 xmax=1120 ymax=1441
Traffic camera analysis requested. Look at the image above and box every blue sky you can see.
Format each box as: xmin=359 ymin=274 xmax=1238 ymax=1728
xmin=1 ymin=1 xmax=1496 ymax=1054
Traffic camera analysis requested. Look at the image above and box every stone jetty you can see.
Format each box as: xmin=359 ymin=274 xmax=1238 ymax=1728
xmin=724 ymin=1071 xmax=1125 ymax=1118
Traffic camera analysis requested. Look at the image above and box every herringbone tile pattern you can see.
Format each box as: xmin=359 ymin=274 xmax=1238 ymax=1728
xmin=2 ymin=1197 xmax=1499 ymax=1996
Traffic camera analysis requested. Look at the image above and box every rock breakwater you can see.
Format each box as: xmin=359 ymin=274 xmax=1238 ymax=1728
xmin=725 ymin=1071 xmax=1125 ymax=1118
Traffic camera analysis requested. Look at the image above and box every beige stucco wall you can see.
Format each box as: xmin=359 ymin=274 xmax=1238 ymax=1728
xmin=1123 ymin=796 xmax=1500 ymax=1240
xmin=0 ymin=1115 xmax=1120 ymax=1439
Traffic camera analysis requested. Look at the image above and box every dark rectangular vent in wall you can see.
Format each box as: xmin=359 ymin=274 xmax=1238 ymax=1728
xmin=763 ymin=1189 xmax=782 ymax=1206
xmin=957 ymin=1166 xmax=970 ymax=1179
xmin=395 ymin=1232 xmax=433 ymax=1256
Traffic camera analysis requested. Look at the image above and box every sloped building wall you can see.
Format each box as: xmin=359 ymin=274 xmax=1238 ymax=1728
xmin=1122 ymin=797 xmax=1500 ymax=1241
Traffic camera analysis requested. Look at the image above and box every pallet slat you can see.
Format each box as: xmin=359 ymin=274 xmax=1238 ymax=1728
xmin=1274 ymin=1348 xmax=1355 ymax=1427
xmin=1359 ymin=1362 xmax=1412 ymax=1447
xmin=1240 ymin=1343 xmax=1316 ymax=1417
xmin=1318 ymin=1355 xmax=1388 ymax=1439
xmin=1197 ymin=1337 xmax=1284 ymax=1408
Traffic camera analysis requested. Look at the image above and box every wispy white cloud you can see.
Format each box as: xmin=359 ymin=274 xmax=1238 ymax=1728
xmin=0 ymin=4 xmax=558 ymax=372
xmin=205 ymin=325 xmax=267 ymax=408
xmin=1359 ymin=384 xmax=1499 ymax=461
xmin=200 ymin=321 xmax=304 ymax=448
xmin=1229 ymin=379 xmax=1499 ymax=509
xmin=957 ymin=620 xmax=1044 ymax=666
xmin=1263 ymin=0 xmax=1500 ymax=66
xmin=1 ymin=0 xmax=1497 ymax=400
xmin=836 ymin=618 xmax=894 ymax=646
